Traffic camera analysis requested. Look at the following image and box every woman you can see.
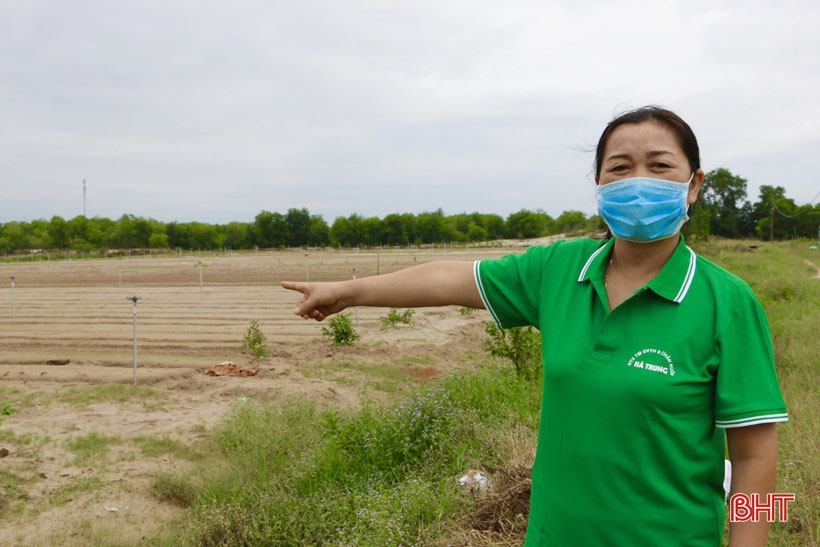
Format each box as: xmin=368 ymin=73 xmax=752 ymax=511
xmin=282 ymin=106 xmax=787 ymax=546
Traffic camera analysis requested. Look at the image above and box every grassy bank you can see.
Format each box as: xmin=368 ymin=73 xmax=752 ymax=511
xmin=152 ymin=364 xmax=541 ymax=546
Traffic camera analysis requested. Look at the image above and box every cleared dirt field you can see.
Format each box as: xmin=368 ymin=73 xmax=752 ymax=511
xmin=0 ymin=244 xmax=527 ymax=546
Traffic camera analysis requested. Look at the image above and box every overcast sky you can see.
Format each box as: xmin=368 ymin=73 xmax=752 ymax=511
xmin=1 ymin=0 xmax=818 ymax=225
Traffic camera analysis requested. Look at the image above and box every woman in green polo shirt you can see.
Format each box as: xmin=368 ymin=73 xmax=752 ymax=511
xmin=282 ymin=106 xmax=787 ymax=546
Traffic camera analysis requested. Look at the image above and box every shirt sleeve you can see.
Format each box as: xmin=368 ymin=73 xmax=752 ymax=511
xmin=714 ymin=286 xmax=788 ymax=428
xmin=475 ymin=242 xmax=560 ymax=329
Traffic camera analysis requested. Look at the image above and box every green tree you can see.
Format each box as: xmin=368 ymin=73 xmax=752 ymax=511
xmin=752 ymin=186 xmax=794 ymax=240
xmin=48 ymin=216 xmax=69 ymax=248
xmin=252 ymin=211 xmax=289 ymax=248
xmin=331 ymin=214 xmax=367 ymax=247
xmin=480 ymin=213 xmax=505 ymax=240
xmin=794 ymin=204 xmax=820 ymax=239
xmin=166 ymin=222 xmax=192 ymax=249
xmin=285 ymin=208 xmax=311 ymax=247
xmin=361 ymin=216 xmax=385 ymax=246
xmin=382 ymin=213 xmax=414 ymax=246
xmin=467 ymin=223 xmax=488 ymax=242
xmin=415 ymin=209 xmax=447 ymax=243
xmin=222 ymin=222 xmax=251 ymax=249
xmin=87 ymin=217 xmax=114 ymax=249
xmin=65 ymin=216 xmax=91 ymax=250
xmin=241 ymin=319 xmax=268 ymax=365
xmin=307 ymin=215 xmax=330 ymax=246
xmin=506 ymin=209 xmax=551 ymax=239
xmin=699 ymin=168 xmax=748 ymax=238
xmin=555 ymin=210 xmax=588 ymax=234
xmin=685 ymin=206 xmax=711 ymax=240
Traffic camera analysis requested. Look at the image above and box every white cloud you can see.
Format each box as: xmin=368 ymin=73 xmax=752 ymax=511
xmin=0 ymin=0 xmax=818 ymax=223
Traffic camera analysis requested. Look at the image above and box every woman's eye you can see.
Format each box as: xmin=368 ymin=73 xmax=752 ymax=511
xmin=611 ymin=165 xmax=628 ymax=172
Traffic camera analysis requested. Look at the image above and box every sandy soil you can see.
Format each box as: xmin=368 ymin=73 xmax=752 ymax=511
xmin=0 ymin=244 xmax=529 ymax=546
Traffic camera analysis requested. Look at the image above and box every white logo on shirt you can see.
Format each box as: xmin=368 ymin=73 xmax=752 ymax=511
xmin=627 ymin=348 xmax=676 ymax=377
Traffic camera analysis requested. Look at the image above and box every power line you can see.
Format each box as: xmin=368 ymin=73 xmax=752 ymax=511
xmin=772 ymin=200 xmax=802 ymax=219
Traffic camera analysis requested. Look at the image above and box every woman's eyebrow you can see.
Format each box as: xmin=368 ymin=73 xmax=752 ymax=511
xmin=605 ymin=153 xmax=631 ymax=162
xmin=605 ymin=150 xmax=674 ymax=162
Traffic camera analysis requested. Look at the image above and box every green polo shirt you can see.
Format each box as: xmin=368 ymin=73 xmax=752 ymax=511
xmin=474 ymin=236 xmax=787 ymax=547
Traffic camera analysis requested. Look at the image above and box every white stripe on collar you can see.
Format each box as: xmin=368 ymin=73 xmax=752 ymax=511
xmin=577 ymin=244 xmax=609 ymax=282
xmin=673 ymin=246 xmax=697 ymax=303
xmin=578 ymin=243 xmax=697 ymax=303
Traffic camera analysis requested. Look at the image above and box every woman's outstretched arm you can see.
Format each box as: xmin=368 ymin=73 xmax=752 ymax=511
xmin=282 ymin=260 xmax=484 ymax=321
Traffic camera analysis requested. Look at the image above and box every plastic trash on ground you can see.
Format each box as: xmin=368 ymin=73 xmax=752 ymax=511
xmin=459 ymin=469 xmax=491 ymax=493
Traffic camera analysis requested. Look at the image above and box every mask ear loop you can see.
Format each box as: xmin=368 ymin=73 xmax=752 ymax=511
xmin=683 ymin=171 xmax=696 ymax=216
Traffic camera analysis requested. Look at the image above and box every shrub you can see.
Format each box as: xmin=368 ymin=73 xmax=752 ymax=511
xmin=483 ymin=322 xmax=542 ymax=379
xmin=322 ymin=313 xmax=360 ymax=346
xmin=379 ymin=308 xmax=415 ymax=329
xmin=241 ymin=319 xmax=268 ymax=365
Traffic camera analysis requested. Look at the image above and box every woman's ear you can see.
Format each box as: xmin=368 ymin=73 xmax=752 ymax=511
xmin=688 ymin=169 xmax=705 ymax=205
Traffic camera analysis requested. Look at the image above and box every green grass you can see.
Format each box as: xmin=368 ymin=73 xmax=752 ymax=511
xmin=46 ymin=475 xmax=105 ymax=508
xmin=151 ymin=474 xmax=197 ymax=508
xmin=55 ymin=384 xmax=168 ymax=410
xmin=131 ymin=435 xmax=201 ymax=460
xmin=155 ymin=364 xmax=540 ymax=546
xmin=0 ymin=468 xmax=34 ymax=517
xmin=0 ymin=387 xmax=37 ymax=413
xmin=66 ymin=432 xmax=123 ymax=465
xmin=300 ymin=357 xmax=441 ymax=393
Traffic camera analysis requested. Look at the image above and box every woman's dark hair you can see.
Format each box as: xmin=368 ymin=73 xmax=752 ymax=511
xmin=594 ymin=106 xmax=700 ymax=179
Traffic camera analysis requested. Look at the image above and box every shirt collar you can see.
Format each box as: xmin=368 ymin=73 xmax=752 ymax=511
xmin=577 ymin=236 xmax=697 ymax=304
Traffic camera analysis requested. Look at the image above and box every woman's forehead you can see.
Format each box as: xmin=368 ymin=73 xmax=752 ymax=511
xmin=605 ymin=121 xmax=683 ymax=158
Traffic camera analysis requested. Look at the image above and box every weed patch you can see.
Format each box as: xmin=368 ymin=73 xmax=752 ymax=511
xmin=66 ymin=432 xmax=123 ymax=465
xmin=56 ymin=384 xmax=168 ymax=410
xmin=165 ymin=365 xmax=540 ymax=546
xmin=131 ymin=435 xmax=200 ymax=460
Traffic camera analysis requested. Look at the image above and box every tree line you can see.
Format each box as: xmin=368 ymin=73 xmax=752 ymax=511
xmin=689 ymin=169 xmax=820 ymax=240
xmin=0 ymin=208 xmax=600 ymax=253
xmin=0 ymin=169 xmax=817 ymax=253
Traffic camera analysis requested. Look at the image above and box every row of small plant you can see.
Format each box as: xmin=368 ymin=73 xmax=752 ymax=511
xmin=323 ymin=308 xmax=415 ymax=347
xmin=246 ymin=308 xmax=541 ymax=360
xmin=241 ymin=307 xmax=419 ymax=359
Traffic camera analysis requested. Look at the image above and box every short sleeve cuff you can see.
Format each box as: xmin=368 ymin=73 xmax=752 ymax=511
xmin=715 ymin=412 xmax=788 ymax=429
xmin=474 ymin=260 xmax=503 ymax=327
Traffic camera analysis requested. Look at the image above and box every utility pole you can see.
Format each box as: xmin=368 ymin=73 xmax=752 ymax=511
xmin=10 ymin=276 xmax=15 ymax=325
xmin=127 ymin=296 xmax=141 ymax=386
xmin=770 ymin=199 xmax=775 ymax=241
xmin=83 ymin=179 xmax=87 ymax=217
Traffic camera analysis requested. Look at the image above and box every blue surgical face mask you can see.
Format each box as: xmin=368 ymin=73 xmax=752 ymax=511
xmin=596 ymin=174 xmax=693 ymax=243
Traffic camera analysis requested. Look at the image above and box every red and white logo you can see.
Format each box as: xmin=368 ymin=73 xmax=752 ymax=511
xmin=729 ymin=493 xmax=795 ymax=522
